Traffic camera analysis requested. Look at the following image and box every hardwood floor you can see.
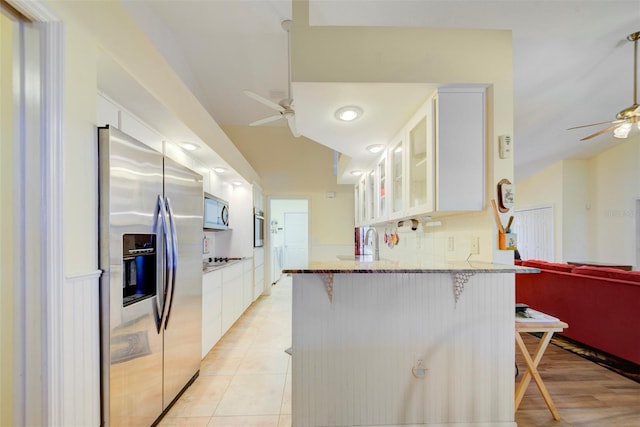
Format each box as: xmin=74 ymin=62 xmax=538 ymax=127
xmin=515 ymin=333 xmax=640 ymax=426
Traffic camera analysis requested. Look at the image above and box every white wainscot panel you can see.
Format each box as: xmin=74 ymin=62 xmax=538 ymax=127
xmin=291 ymin=272 xmax=516 ymax=427
xmin=62 ymin=270 xmax=101 ymax=427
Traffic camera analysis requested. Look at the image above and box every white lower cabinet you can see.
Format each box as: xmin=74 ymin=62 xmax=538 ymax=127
xmin=242 ymin=258 xmax=253 ymax=310
xmin=253 ymin=248 xmax=265 ymax=301
xmin=254 ymin=264 xmax=264 ymax=301
xmin=203 ymin=257 xmax=259 ymax=359
xmin=221 ymin=262 xmax=244 ymax=334
xmin=202 ymin=269 xmax=222 ymax=358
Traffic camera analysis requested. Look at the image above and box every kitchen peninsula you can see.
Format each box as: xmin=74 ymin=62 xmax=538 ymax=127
xmin=285 ymin=259 xmax=536 ymax=427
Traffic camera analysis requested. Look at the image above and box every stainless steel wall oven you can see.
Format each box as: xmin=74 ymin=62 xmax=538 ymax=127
xmin=254 ymin=208 xmax=264 ymax=247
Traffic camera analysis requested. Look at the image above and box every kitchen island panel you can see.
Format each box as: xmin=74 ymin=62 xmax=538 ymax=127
xmin=291 ymin=272 xmax=516 ymax=427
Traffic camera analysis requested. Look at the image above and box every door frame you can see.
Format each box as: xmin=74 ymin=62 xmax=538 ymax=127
xmin=6 ymin=0 xmax=64 ymax=425
xmin=267 ymin=197 xmax=310 ymax=287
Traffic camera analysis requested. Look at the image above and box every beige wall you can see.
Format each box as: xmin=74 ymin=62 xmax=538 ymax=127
xmin=588 ymin=136 xmax=640 ymax=266
xmin=514 ymin=162 xmax=564 ymax=261
xmin=309 ymin=191 xmax=354 ymax=246
xmin=224 ymin=125 xmax=355 ymax=259
xmin=0 ymin=11 xmax=14 ymax=426
xmin=516 ymin=136 xmax=640 ymax=267
xmin=60 ymin=14 xmax=99 ymax=275
xmin=562 ymin=160 xmax=589 ymax=261
xmin=268 ymin=193 xmax=354 ymax=262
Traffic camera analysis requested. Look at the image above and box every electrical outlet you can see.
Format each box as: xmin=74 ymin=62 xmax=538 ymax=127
xmin=448 ymin=236 xmax=454 ymax=251
xmin=412 ymin=358 xmax=427 ymax=379
xmin=470 ymin=236 xmax=480 ymax=255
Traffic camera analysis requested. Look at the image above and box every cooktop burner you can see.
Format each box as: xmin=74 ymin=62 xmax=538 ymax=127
xmin=203 ymin=257 xmax=243 ymax=269
xmin=211 ymin=257 xmax=242 ymax=263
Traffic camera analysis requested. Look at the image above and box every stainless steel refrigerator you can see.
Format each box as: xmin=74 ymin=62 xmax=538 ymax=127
xmin=98 ymin=126 xmax=203 ymax=426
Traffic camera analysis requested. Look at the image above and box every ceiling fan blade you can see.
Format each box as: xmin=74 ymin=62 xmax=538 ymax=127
xmin=287 ymin=115 xmax=301 ymax=138
xmin=568 ymin=119 xmax=624 ymax=130
xmin=244 ymin=90 xmax=285 ymax=112
xmin=580 ymin=123 xmax=623 ymax=141
xmin=249 ymin=114 xmax=283 ymax=126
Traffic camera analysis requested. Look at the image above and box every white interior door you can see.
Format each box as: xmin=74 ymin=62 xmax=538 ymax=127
xmin=283 ymin=212 xmax=308 ymax=269
xmin=513 ymin=206 xmax=554 ymax=261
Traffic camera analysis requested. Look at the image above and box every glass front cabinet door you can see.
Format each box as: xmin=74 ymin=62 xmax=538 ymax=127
xmin=376 ymin=153 xmax=387 ymax=221
xmin=357 ymin=178 xmax=366 ymax=225
xmin=407 ymin=102 xmax=434 ymax=215
xmin=389 ymin=134 xmax=405 ymax=219
xmin=354 ymin=182 xmax=360 ymax=225
xmin=366 ymin=169 xmax=375 ymax=222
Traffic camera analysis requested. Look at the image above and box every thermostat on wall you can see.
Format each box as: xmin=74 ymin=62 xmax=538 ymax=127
xmin=499 ymin=135 xmax=512 ymax=159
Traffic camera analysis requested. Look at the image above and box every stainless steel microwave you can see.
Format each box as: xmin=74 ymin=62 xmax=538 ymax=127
xmin=203 ymin=193 xmax=229 ymax=230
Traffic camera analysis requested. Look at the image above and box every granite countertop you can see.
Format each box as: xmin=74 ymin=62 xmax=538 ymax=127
xmin=283 ymin=258 xmax=539 ymax=274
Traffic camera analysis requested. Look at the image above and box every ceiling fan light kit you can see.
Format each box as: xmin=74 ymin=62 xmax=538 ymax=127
xmin=570 ymin=30 xmax=640 ymax=141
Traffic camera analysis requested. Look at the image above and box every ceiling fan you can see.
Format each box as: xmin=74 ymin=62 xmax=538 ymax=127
xmin=244 ymin=19 xmax=300 ymax=138
xmin=569 ymin=31 xmax=640 ymax=141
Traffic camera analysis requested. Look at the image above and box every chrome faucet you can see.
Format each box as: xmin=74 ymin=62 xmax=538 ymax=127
xmin=364 ymin=227 xmax=380 ymax=261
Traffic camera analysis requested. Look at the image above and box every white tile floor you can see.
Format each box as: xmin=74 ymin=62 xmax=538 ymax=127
xmin=159 ymin=275 xmax=292 ymax=427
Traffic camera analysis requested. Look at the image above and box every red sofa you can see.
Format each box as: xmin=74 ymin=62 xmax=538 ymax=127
xmin=515 ymin=259 xmax=640 ymax=365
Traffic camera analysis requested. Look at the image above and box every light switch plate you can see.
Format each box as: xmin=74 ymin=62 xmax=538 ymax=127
xmin=499 ymin=135 xmax=512 ymax=159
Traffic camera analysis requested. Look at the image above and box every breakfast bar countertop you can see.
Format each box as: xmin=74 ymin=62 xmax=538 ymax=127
xmin=283 ymin=258 xmax=539 ymax=274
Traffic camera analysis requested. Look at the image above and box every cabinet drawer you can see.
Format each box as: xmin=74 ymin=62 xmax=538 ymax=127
xmin=222 ymin=262 xmax=243 ymax=282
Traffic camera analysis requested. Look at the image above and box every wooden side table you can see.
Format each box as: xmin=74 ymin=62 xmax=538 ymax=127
xmin=515 ymin=319 xmax=569 ymax=420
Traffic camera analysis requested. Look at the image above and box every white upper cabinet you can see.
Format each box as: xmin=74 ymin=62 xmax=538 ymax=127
xmin=355 ymin=85 xmax=486 ymax=225
xmin=365 ymin=168 xmax=375 ymax=223
xmin=434 ymin=87 xmax=486 ymax=212
xmin=354 ymin=182 xmax=360 ymax=225
xmin=406 ymin=101 xmax=435 ymax=216
xmin=355 ymin=177 xmax=366 ymax=226
xmin=375 ymin=152 xmax=388 ymax=222
xmin=389 ymin=132 xmax=405 ymax=221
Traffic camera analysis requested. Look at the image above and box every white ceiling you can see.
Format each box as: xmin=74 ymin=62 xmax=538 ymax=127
xmin=119 ymin=0 xmax=640 ymax=183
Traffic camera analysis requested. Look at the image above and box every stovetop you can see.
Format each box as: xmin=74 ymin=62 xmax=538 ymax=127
xmin=203 ymin=256 xmax=243 ymax=271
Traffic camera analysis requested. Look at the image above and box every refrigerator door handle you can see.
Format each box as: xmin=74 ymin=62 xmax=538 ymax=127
xmin=164 ymin=196 xmax=179 ymax=329
xmin=156 ymin=194 xmax=173 ymax=332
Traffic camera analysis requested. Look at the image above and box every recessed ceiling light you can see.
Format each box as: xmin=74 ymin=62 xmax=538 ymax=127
xmin=335 ymin=106 xmax=363 ymax=122
xmin=366 ymin=144 xmax=384 ymax=153
xmin=181 ymin=142 xmax=198 ymax=151
xmin=213 ymin=167 xmax=227 ymax=173
xmin=231 ymin=180 xmax=242 ymax=186
xmin=350 ymin=170 xmax=363 ymax=176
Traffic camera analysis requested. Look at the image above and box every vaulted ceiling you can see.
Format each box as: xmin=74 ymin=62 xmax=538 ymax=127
xmin=115 ymin=0 xmax=640 ymax=187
